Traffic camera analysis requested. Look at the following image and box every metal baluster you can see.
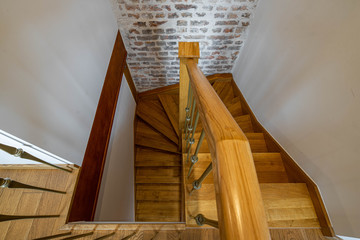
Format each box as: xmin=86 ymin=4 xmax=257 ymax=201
xmin=185 ymin=110 xmax=199 ymax=152
xmin=184 ymin=83 xmax=193 ymax=133
xmin=0 ymin=177 xmax=66 ymax=194
xmin=61 ymin=232 xmax=93 ymax=240
xmin=0 ymin=143 xmax=73 ymax=173
xmin=189 ymin=162 xmax=213 ymax=194
xmin=186 ymin=129 xmax=205 ymax=165
xmin=33 ymin=232 xmax=72 ymax=240
xmin=194 ymin=214 xmax=219 ymax=228
xmin=94 ymin=232 xmax=116 ymax=240
xmin=185 ymin=99 xmax=196 ymax=141
xmin=0 ymin=214 xmax=60 ymax=222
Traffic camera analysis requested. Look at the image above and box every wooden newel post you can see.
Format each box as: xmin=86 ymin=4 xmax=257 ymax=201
xmin=178 ymin=42 xmax=200 ymax=134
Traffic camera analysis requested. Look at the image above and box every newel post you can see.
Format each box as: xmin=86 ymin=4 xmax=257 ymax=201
xmin=178 ymin=42 xmax=200 ymax=133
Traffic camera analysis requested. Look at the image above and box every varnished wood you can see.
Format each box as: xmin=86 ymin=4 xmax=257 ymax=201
xmin=124 ymin=62 xmax=138 ymax=103
xmin=138 ymin=83 xmax=179 ymax=100
xmin=0 ymin=167 xmax=78 ymax=239
xmin=68 ymin=31 xmax=127 ymax=222
xmin=206 ymin=73 xmax=233 ymax=84
xmin=230 ymin=78 xmax=335 ymax=237
xmin=178 ymin=42 xmax=200 ymax=58
xmin=183 ymin=132 xmax=268 ymax=153
xmin=270 ymin=228 xmax=328 ymax=240
xmin=158 ymin=94 xmax=180 ymax=137
xmin=136 ymin=201 xmax=181 ymax=222
xmin=136 ymin=99 xmax=178 ymax=144
xmin=135 ymin=147 xmax=181 ymax=167
xmin=184 ymin=58 xmax=270 ymax=240
xmin=135 ymin=167 xmax=181 ymax=184
xmin=179 ymin=42 xmax=200 ymax=133
xmin=135 ymin=120 xmax=179 ymax=153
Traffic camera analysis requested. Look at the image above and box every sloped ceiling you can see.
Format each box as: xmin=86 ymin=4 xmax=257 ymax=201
xmin=111 ymin=0 xmax=258 ymax=92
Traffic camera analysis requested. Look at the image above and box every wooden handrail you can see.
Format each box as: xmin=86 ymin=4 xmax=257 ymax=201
xmin=179 ymin=42 xmax=270 ymax=239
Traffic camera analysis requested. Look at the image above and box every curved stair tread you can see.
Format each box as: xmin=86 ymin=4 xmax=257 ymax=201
xmin=158 ymin=94 xmax=179 ymax=137
xmin=136 ymin=99 xmax=178 ymax=144
xmin=136 ymin=120 xmax=179 ymax=153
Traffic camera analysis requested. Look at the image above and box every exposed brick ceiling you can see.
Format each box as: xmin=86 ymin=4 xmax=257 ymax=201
xmin=110 ymin=0 xmax=258 ymax=92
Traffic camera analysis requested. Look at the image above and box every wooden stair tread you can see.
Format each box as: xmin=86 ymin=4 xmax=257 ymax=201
xmin=185 ymin=183 xmax=320 ymax=228
xmin=184 ymin=153 xmax=288 ymax=184
xmin=195 ymin=114 xmax=254 ymax=133
xmin=270 ymin=229 xmax=327 ymax=240
xmin=227 ymin=101 xmax=243 ymax=117
xmin=136 ymin=120 xmax=179 ymax=153
xmin=183 ymin=132 xmax=268 ymax=153
xmin=136 ymin=147 xmax=181 ymax=167
xmin=136 ymin=201 xmax=181 ymax=222
xmin=136 ymin=166 xmax=181 ymax=184
xmin=158 ymin=94 xmax=180 ymax=137
xmin=136 ymin=184 xmax=181 ymax=201
xmin=137 ymin=99 xmax=178 ymax=144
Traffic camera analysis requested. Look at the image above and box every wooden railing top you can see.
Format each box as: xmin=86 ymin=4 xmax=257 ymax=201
xmin=179 ymin=42 xmax=270 ymax=240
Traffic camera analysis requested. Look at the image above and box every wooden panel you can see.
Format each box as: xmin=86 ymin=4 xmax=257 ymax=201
xmin=137 ymin=99 xmax=178 ymax=144
xmin=136 ymin=201 xmax=181 ymax=222
xmin=270 ymin=229 xmax=327 ymax=240
xmin=0 ymin=167 xmax=79 ymax=239
xmin=158 ymin=94 xmax=180 ymax=137
xmin=230 ymin=79 xmax=334 ymax=236
xmin=68 ymin=31 xmax=127 ymax=222
xmin=135 ymin=120 xmax=179 ymax=153
xmin=206 ymin=73 xmax=233 ymax=83
xmin=136 ymin=147 xmax=181 ymax=167
xmin=124 ymin=62 xmax=138 ymax=103
xmin=136 ymin=167 xmax=181 ymax=184
xmin=136 ymin=184 xmax=181 ymax=201
xmin=234 ymin=115 xmax=254 ymax=133
xmin=261 ymin=183 xmax=320 ymax=228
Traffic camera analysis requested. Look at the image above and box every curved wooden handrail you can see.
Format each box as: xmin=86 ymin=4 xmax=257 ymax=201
xmin=186 ymin=59 xmax=270 ymax=240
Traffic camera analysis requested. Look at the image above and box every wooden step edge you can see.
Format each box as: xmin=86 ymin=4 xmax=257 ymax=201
xmin=61 ymin=222 xmax=186 ymax=231
xmin=136 ymin=113 xmax=179 ymax=145
xmin=135 ymin=143 xmax=181 ymax=154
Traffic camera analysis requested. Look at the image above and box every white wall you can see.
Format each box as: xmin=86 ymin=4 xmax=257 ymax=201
xmin=94 ymin=78 xmax=136 ymax=221
xmin=0 ymin=0 xmax=118 ymax=165
xmin=232 ymin=0 xmax=360 ymax=237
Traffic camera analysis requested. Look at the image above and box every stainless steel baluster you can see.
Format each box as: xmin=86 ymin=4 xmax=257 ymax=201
xmin=194 ymin=214 xmax=219 ymax=228
xmin=0 ymin=177 xmax=66 ymax=194
xmin=185 ymin=110 xmax=199 ymax=152
xmin=185 ymin=98 xmax=196 ymax=141
xmin=0 ymin=143 xmax=73 ymax=173
xmin=184 ymin=83 xmax=193 ymax=133
xmin=186 ymin=129 xmax=205 ymax=165
xmin=189 ymin=162 xmax=213 ymax=194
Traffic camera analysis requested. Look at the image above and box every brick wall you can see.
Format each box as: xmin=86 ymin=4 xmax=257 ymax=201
xmin=111 ymin=0 xmax=258 ymax=92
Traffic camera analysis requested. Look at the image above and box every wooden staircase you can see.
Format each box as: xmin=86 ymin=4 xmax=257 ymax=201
xmin=135 ymin=91 xmax=182 ymax=222
xmin=134 ymin=74 xmax=334 ymax=239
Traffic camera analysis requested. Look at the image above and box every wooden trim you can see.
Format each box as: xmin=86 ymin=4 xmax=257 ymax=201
xmin=137 ymin=83 xmax=179 ymax=100
xmin=230 ymin=79 xmax=335 ymax=237
xmin=68 ymin=31 xmax=127 ymax=222
xmin=124 ymin=62 xmax=138 ymax=103
xmin=183 ymin=57 xmax=270 ymax=240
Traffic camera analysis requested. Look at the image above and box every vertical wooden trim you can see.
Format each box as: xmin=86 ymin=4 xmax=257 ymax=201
xmin=178 ymin=42 xmax=200 ymax=132
xmin=124 ymin=62 xmax=138 ymax=103
xmin=68 ymin=31 xmax=127 ymax=222
xmin=230 ymin=78 xmax=335 ymax=237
